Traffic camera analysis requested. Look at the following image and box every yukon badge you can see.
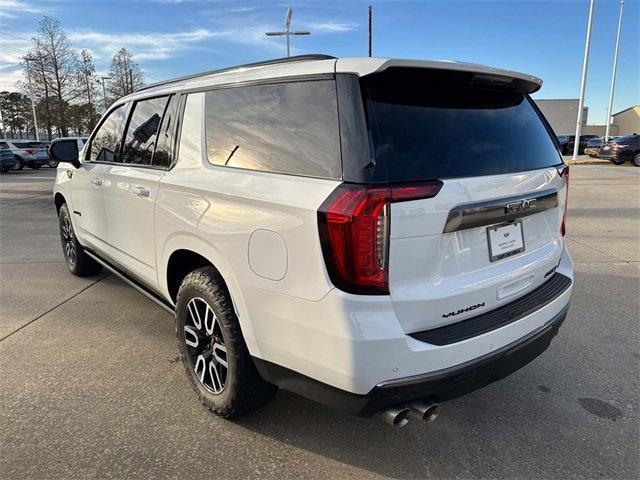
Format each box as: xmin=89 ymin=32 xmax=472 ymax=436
xmin=505 ymin=198 xmax=537 ymax=215
xmin=443 ymin=302 xmax=485 ymax=318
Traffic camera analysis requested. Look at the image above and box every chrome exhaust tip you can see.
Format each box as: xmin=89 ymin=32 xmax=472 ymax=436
xmin=408 ymin=400 xmax=440 ymax=423
xmin=380 ymin=405 xmax=411 ymax=428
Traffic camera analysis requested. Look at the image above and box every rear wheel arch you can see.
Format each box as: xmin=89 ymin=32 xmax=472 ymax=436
xmin=166 ymin=249 xmax=222 ymax=303
xmin=54 ymin=192 xmax=67 ymax=214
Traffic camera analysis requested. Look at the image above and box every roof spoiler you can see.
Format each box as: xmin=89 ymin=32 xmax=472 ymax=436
xmin=337 ymin=58 xmax=543 ymax=94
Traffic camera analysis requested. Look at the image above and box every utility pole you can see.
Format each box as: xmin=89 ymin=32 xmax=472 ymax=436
xmin=23 ymin=56 xmax=40 ymax=142
xmin=572 ymin=0 xmax=595 ymax=160
xmin=265 ymin=7 xmax=310 ymax=57
xmin=101 ymin=76 xmax=111 ymax=113
xmin=605 ymin=0 xmax=624 ymax=142
xmin=368 ymin=5 xmax=372 ymax=57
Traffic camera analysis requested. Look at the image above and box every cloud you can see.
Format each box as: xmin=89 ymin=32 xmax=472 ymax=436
xmin=0 ymin=66 xmax=22 ymax=91
xmin=303 ymin=21 xmax=359 ymax=33
xmin=0 ymin=0 xmax=47 ymax=18
xmin=68 ymin=28 xmax=222 ymax=61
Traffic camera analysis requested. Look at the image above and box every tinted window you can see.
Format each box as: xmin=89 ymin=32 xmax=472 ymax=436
xmin=0 ymin=142 xmax=8 ymax=149
xmin=152 ymin=95 xmax=179 ymax=168
xmin=616 ymin=135 xmax=639 ymax=144
xmin=89 ymin=105 xmax=126 ymax=162
xmin=205 ymin=80 xmax=341 ymax=179
xmin=364 ymin=69 xmax=562 ymax=181
xmin=121 ymin=96 xmax=169 ymax=166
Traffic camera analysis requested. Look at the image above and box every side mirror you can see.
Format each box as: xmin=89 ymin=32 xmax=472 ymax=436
xmin=50 ymin=139 xmax=80 ymax=168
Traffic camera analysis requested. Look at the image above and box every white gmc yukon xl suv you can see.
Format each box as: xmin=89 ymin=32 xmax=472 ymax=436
xmin=51 ymin=55 xmax=573 ymax=427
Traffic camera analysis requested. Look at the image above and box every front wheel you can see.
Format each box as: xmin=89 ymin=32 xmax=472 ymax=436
xmin=13 ymin=157 xmax=23 ymax=170
xmin=49 ymin=160 xmax=59 ymax=168
xmin=0 ymin=167 xmax=8 ymax=173
xmin=633 ymin=153 xmax=640 ymax=167
xmin=58 ymin=203 xmax=102 ymax=276
xmin=611 ymin=158 xmax=625 ymax=165
xmin=176 ymin=267 xmax=277 ymax=418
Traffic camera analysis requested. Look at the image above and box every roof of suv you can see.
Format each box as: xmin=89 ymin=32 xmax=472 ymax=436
xmin=130 ymin=54 xmax=543 ymax=101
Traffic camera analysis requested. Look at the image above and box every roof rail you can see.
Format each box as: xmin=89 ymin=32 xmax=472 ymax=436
xmin=135 ymin=54 xmax=337 ymax=93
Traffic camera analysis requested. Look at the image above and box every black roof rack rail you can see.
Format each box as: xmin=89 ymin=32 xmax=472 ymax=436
xmin=135 ymin=54 xmax=337 ymax=93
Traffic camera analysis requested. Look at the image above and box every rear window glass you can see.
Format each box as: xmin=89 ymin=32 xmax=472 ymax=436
xmin=364 ymin=69 xmax=562 ymax=181
xmin=12 ymin=142 xmax=42 ymax=148
xmin=204 ymin=79 xmax=341 ymax=179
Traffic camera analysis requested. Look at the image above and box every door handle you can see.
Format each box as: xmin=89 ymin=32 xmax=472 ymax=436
xmin=132 ymin=186 xmax=150 ymax=198
xmin=90 ymin=177 xmax=102 ymax=187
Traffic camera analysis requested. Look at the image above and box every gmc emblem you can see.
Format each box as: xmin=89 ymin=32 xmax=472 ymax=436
xmin=505 ymin=198 xmax=537 ymax=215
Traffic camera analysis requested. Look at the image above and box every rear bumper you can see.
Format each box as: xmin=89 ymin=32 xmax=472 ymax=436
xmin=255 ymin=302 xmax=569 ymax=416
xmin=245 ymin=242 xmax=572 ymax=416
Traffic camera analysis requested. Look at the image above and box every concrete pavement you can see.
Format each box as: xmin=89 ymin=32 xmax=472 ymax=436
xmin=0 ymin=165 xmax=638 ymax=479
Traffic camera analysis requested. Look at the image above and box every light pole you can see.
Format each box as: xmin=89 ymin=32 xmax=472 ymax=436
xmin=265 ymin=7 xmax=310 ymax=57
xmin=605 ymin=0 xmax=624 ymax=142
xmin=23 ymin=56 xmax=40 ymax=142
xmin=572 ymin=0 xmax=595 ymax=160
xmin=101 ymin=76 xmax=111 ymax=113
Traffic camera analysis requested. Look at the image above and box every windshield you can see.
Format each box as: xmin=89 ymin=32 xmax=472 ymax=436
xmin=363 ymin=68 xmax=562 ymax=181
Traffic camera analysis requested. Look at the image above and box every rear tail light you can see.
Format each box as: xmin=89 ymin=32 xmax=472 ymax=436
xmin=318 ymin=181 xmax=443 ymax=295
xmin=557 ymin=165 xmax=569 ymax=236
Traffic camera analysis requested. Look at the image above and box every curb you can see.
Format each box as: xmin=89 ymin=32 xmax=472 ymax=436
xmin=565 ymin=159 xmax=611 ymax=166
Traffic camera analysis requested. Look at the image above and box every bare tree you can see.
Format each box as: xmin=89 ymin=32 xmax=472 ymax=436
xmin=29 ymin=16 xmax=79 ymax=136
xmin=107 ymin=48 xmax=144 ymax=100
xmin=77 ymin=49 xmax=100 ymax=130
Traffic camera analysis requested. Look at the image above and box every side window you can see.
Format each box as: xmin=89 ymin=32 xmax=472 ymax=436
xmin=120 ymin=96 xmax=169 ymax=166
xmin=204 ymin=79 xmax=341 ymax=179
xmin=89 ymin=105 xmax=126 ymax=162
xmin=176 ymin=92 xmax=204 ymax=169
xmin=0 ymin=142 xmax=8 ymax=149
xmin=152 ymin=95 xmax=179 ymax=168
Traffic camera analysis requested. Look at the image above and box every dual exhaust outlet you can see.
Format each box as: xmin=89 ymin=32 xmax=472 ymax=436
xmin=381 ymin=400 xmax=440 ymax=428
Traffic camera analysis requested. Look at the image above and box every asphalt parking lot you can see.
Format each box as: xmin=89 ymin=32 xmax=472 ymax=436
xmin=0 ymin=165 xmax=638 ymax=479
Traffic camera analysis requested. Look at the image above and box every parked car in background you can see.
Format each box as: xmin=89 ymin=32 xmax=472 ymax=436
xmin=584 ymin=137 xmax=604 ymax=157
xmin=556 ymin=135 xmax=572 ymax=154
xmin=48 ymin=137 xmax=88 ymax=167
xmin=51 ymin=55 xmax=573 ymax=427
xmin=0 ymin=140 xmax=49 ymax=170
xmin=598 ymin=134 xmax=640 ymax=166
xmin=0 ymin=145 xmax=18 ymax=173
xmin=556 ymin=134 xmax=598 ymax=155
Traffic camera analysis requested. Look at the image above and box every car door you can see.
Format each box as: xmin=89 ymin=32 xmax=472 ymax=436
xmin=70 ymin=104 xmax=126 ymax=254
xmin=102 ymin=94 xmax=175 ymax=289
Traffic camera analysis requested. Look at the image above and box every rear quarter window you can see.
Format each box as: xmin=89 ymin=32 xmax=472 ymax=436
xmin=204 ymin=79 xmax=341 ymax=180
xmin=363 ymin=68 xmax=563 ymax=181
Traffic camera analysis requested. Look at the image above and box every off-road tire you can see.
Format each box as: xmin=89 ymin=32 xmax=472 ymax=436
xmin=176 ymin=267 xmax=277 ymax=418
xmin=58 ymin=203 xmax=103 ymax=276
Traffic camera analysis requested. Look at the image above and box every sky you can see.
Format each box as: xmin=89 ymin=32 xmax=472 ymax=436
xmin=0 ymin=0 xmax=638 ymax=125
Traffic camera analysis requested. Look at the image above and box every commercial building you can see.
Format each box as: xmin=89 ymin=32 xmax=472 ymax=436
xmin=535 ymin=99 xmax=639 ymax=137
xmin=534 ymin=99 xmax=587 ymax=135
xmin=611 ymin=106 xmax=640 ymax=135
